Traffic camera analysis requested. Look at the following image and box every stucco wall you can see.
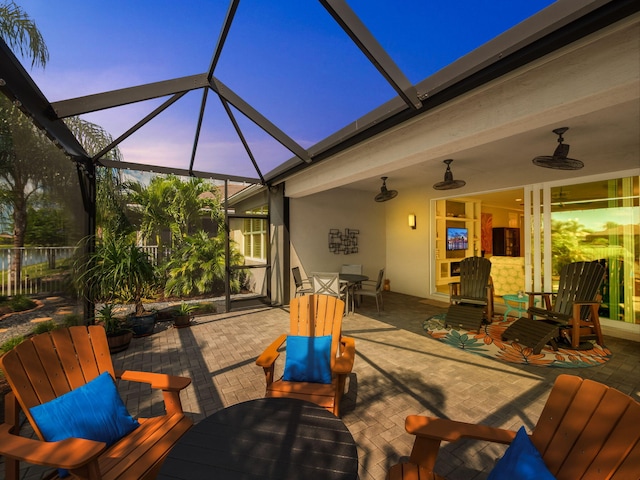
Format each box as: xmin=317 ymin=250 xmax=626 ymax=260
xmin=289 ymin=188 xmax=386 ymax=298
xmin=382 ymin=186 xmax=431 ymax=297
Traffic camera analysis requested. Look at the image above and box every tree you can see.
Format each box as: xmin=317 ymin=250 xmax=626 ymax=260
xmin=126 ymin=174 xmax=223 ymax=253
xmin=164 ymin=230 xmax=243 ymax=297
xmin=0 ymin=1 xmax=48 ymax=67
xmin=0 ymin=98 xmax=76 ymax=282
xmin=551 ymin=219 xmax=591 ymax=274
xmin=126 ymin=176 xmax=174 ymax=255
xmin=1 ymin=2 xmax=122 ymax=287
xmin=166 ymin=176 xmax=223 ymax=242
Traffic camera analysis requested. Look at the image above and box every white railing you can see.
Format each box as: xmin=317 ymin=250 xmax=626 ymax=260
xmin=0 ymin=245 xmax=174 ymax=297
xmin=0 ymin=247 xmax=77 ymax=297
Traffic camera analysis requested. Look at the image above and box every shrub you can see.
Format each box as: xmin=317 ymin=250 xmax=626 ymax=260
xmin=1 ymin=336 xmax=25 ymax=353
xmin=8 ymin=295 xmax=37 ymax=312
xmin=62 ymin=314 xmax=83 ymax=327
xmin=31 ymin=321 xmax=58 ymax=335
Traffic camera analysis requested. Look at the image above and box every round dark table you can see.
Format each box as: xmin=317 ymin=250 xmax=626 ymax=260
xmin=339 ymin=274 xmax=368 ymax=313
xmin=338 ymin=273 xmax=368 ymax=284
xmin=157 ymin=397 xmax=358 ymax=480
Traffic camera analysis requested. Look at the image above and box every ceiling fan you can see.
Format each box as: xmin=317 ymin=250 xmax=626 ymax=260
xmin=433 ymin=159 xmax=466 ymax=190
xmin=532 ymin=127 xmax=584 ymax=170
xmin=374 ymin=177 xmax=398 ymax=202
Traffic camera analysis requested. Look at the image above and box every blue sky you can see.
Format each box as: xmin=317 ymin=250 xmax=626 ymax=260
xmin=15 ymin=1 xmax=556 ymax=178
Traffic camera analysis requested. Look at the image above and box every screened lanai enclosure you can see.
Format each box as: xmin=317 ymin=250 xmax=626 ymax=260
xmin=0 ymin=0 xmax=638 ymax=317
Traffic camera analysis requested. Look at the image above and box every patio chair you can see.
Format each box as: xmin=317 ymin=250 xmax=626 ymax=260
xmin=255 ymin=294 xmax=355 ymax=417
xmin=340 ymin=264 xmax=362 ymax=275
xmin=292 ymin=266 xmax=313 ymax=296
xmin=356 ymin=268 xmax=385 ymax=313
xmin=311 ymin=271 xmax=347 ymax=301
xmin=502 ymin=261 xmax=605 ymax=353
xmin=0 ymin=326 xmax=192 ymax=480
xmin=387 ymin=374 xmax=640 ymax=480
xmin=444 ymin=257 xmax=493 ymax=332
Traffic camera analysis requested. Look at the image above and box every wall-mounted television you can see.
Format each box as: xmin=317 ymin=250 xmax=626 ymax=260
xmin=446 ymin=227 xmax=468 ymax=251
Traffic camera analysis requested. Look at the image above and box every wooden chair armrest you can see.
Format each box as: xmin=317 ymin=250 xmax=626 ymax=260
xmin=404 ymin=415 xmax=516 ymax=471
xmin=115 ymin=371 xmax=191 ymax=416
xmin=115 ymin=370 xmax=191 ymax=392
xmin=333 ymin=336 xmax=355 ymax=374
xmin=0 ymin=423 xmax=105 ymax=470
xmin=406 ymin=415 xmax=516 ymax=444
xmin=255 ymin=334 xmax=287 ymax=368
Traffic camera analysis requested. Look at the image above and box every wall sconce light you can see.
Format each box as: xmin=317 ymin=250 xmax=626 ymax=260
xmin=408 ymin=214 xmax=416 ymax=229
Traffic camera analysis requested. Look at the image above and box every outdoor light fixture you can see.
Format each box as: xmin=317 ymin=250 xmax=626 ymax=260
xmin=433 ymin=159 xmax=466 ymax=190
xmin=408 ymin=214 xmax=416 ymax=229
xmin=532 ymin=127 xmax=584 ymax=170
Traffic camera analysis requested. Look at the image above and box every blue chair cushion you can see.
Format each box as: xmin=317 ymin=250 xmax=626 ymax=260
xmin=487 ymin=426 xmax=555 ymax=480
xmin=30 ymin=371 xmax=140 ymax=477
xmin=283 ymin=335 xmax=332 ymax=384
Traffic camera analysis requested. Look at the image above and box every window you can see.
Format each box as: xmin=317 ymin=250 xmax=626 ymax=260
xmin=243 ymin=206 xmax=267 ymax=260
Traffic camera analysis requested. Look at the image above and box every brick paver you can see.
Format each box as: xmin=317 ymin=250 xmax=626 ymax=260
xmin=6 ymin=292 xmax=640 ymax=480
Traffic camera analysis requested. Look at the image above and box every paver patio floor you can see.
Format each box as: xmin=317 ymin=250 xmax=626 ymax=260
xmin=7 ymin=291 xmax=640 ymax=480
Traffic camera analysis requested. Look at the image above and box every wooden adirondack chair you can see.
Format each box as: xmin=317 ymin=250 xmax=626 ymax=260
xmin=387 ymin=374 xmax=640 ymax=480
xmin=502 ymin=261 xmax=605 ymax=353
xmin=255 ymin=294 xmax=355 ymax=417
xmin=0 ymin=326 xmax=192 ymax=480
xmin=445 ymin=256 xmax=494 ymax=332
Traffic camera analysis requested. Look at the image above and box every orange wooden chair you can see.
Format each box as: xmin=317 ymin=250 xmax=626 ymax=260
xmin=0 ymin=326 xmax=192 ymax=480
xmin=256 ymin=294 xmax=355 ymax=417
xmin=387 ymin=374 xmax=640 ymax=480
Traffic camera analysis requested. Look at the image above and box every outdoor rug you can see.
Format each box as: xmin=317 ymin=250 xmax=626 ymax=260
xmin=423 ymin=313 xmax=611 ymax=368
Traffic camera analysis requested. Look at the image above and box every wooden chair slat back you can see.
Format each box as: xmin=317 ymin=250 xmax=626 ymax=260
xmin=459 ymin=257 xmax=491 ymax=299
xmin=574 ymin=390 xmax=640 ymax=478
xmin=30 ymin=331 xmax=75 ymax=399
xmin=0 ymin=326 xmax=115 ymax=441
xmin=553 ymin=262 xmax=605 ymax=318
xmin=289 ymin=294 xmax=345 ymax=365
xmin=532 ymin=374 xmax=640 ymax=480
xmin=0 ymin=340 xmax=54 ymax=414
xmin=612 ymin=440 xmax=640 ymax=479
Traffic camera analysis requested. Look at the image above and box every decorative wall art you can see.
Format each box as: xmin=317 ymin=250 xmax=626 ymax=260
xmin=481 ymin=213 xmax=493 ymax=254
xmin=328 ymin=228 xmax=359 ymax=255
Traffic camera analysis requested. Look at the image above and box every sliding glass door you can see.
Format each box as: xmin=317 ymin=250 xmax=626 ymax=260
xmin=527 ymin=175 xmax=639 ymax=324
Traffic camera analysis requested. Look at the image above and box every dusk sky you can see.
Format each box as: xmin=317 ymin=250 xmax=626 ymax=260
xmin=14 ymin=1 xmax=556 ymax=179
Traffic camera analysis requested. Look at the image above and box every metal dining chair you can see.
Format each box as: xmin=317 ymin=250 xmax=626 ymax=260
xmin=356 ymin=268 xmax=385 ymax=313
xmin=292 ymin=267 xmax=313 ymax=297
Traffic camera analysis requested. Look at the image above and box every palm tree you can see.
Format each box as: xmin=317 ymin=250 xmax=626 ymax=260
xmin=127 ymin=175 xmax=223 ymax=253
xmin=126 ymin=176 xmax=175 ymax=256
xmin=167 ymin=176 xmax=222 ymax=241
xmin=164 ymin=230 xmax=243 ymax=297
xmin=0 ymin=1 xmax=48 ymax=67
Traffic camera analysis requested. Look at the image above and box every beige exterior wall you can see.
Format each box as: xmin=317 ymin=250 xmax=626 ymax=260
xmin=289 ymin=189 xmax=386 ymax=298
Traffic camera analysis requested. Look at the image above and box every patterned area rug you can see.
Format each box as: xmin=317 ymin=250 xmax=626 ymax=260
xmin=423 ymin=313 xmax=611 ymax=368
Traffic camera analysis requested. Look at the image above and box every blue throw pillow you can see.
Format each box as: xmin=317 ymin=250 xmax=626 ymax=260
xmin=30 ymin=371 xmax=140 ymax=477
xmin=283 ymin=335 xmax=333 ymax=384
xmin=487 ymin=426 xmax=555 ymax=480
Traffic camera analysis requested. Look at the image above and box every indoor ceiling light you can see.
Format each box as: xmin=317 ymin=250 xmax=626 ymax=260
xmin=374 ymin=177 xmax=398 ymax=202
xmin=532 ymin=127 xmax=584 ymax=170
xmin=433 ymin=159 xmax=466 ymax=190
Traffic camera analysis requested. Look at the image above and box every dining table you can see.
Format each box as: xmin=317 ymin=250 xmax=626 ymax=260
xmin=339 ymin=273 xmax=368 ymax=314
xmin=157 ymin=397 xmax=359 ymax=480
